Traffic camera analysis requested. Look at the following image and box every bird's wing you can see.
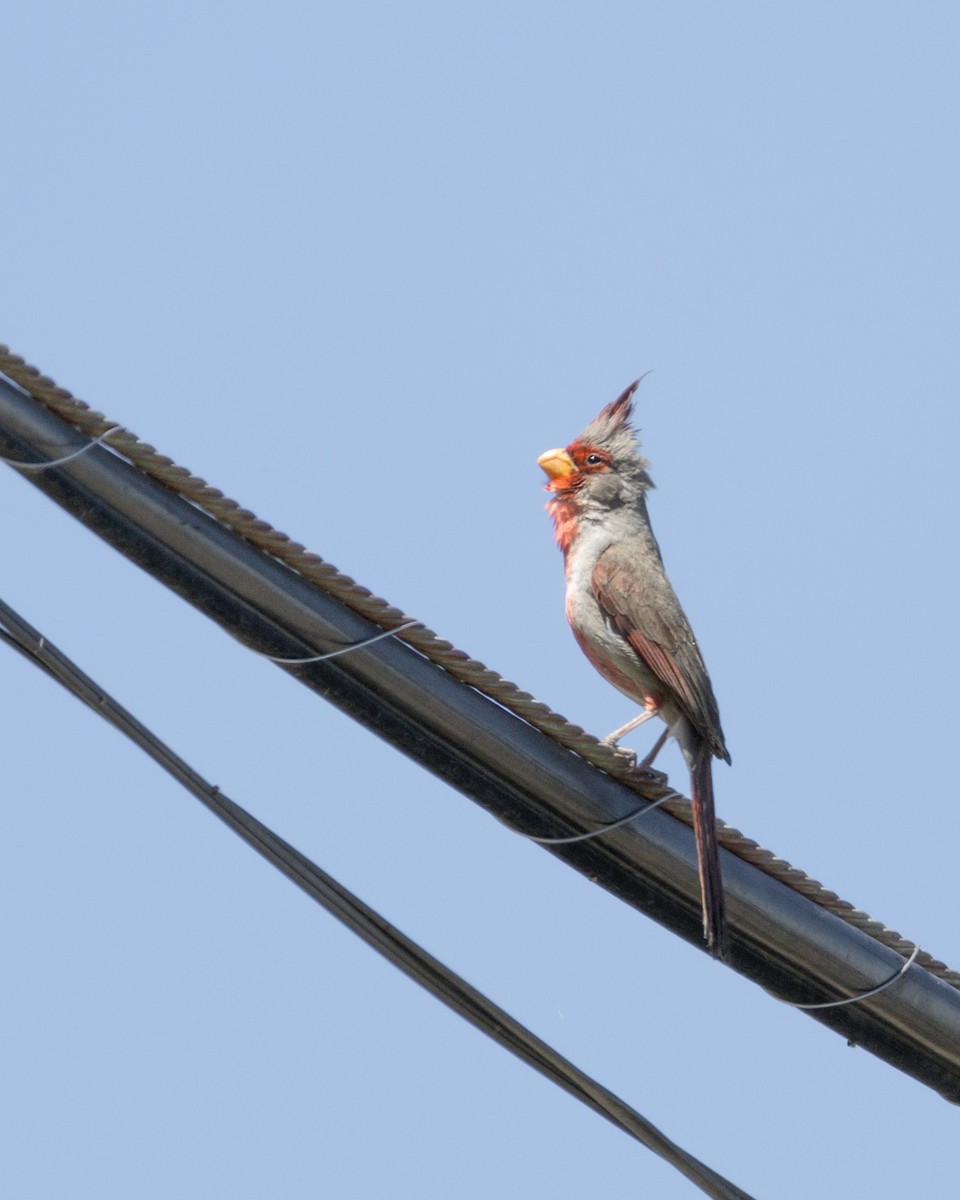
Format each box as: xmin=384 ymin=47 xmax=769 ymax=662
xmin=591 ymin=541 xmax=728 ymax=761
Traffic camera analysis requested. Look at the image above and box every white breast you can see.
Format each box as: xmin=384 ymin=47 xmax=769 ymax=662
xmin=562 ymin=530 xmax=660 ymax=708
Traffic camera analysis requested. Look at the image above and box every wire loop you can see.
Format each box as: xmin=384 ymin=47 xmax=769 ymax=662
xmin=1 ymin=424 xmax=125 ymax=472
xmin=525 ymin=788 xmax=682 ymax=845
xmin=773 ymin=944 xmax=920 ymax=1011
xmin=254 ymin=619 xmax=421 ymax=664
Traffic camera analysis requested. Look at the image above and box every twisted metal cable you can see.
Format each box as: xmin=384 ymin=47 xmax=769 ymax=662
xmin=1 ymin=342 xmax=955 ymax=990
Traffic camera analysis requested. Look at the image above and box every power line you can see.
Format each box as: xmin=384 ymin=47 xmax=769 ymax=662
xmin=1 ymin=344 xmax=950 ymax=975
xmin=0 ymin=343 xmax=950 ymax=986
xmin=0 ymin=595 xmax=755 ymax=1200
xmin=1 ymin=349 xmax=959 ymax=1103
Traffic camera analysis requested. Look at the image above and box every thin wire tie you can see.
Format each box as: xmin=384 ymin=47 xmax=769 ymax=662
xmin=256 ymin=620 xmax=421 ymax=664
xmin=1 ymin=424 xmax=125 ymax=472
xmin=527 ymin=788 xmax=681 ymax=845
xmin=776 ymin=944 xmax=921 ymax=1010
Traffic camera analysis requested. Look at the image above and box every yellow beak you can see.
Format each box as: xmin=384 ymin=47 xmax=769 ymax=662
xmin=537 ymin=447 xmax=575 ymax=480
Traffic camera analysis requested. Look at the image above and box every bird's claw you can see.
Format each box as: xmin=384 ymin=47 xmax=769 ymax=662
xmin=604 ymin=742 xmax=637 ymax=767
xmin=600 ymin=744 xmax=667 ymax=792
xmin=600 ymin=739 xmax=669 ymax=784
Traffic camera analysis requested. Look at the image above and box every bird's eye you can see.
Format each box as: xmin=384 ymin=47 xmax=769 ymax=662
xmin=584 ymin=453 xmax=604 ymax=466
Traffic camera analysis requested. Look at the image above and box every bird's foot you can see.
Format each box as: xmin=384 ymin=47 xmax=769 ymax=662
xmin=601 ymin=725 xmax=671 ymax=782
xmin=604 ymin=743 xmax=637 ymax=767
xmin=601 ymin=741 xmax=669 ymax=786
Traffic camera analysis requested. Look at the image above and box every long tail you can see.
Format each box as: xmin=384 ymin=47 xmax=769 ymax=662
xmin=690 ymin=748 xmax=728 ymax=960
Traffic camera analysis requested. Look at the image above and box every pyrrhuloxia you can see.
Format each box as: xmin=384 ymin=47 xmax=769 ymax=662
xmin=538 ymin=381 xmax=730 ymax=959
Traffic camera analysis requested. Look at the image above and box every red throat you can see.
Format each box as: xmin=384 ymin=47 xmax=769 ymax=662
xmin=546 ymin=495 xmax=579 ymax=560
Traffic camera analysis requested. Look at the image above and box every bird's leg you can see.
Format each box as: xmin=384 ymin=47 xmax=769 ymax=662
xmin=601 ymin=711 xmax=669 ymax=781
xmin=602 ymin=710 xmax=655 ymax=746
xmin=637 ymin=726 xmax=669 ymax=771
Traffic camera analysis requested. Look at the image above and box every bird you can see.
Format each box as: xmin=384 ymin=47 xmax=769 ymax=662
xmin=537 ymin=380 xmax=730 ymax=958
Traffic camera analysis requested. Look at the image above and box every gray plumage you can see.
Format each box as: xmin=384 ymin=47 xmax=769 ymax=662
xmin=540 ymin=381 xmax=730 ymax=957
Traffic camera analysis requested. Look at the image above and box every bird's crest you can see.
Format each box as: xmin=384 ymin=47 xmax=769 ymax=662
xmin=574 ymin=376 xmax=648 ymax=447
xmin=571 ymin=377 xmax=653 ymax=488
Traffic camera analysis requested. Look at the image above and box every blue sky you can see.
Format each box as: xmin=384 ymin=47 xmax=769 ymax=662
xmin=3 ymin=5 xmax=959 ymax=1197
